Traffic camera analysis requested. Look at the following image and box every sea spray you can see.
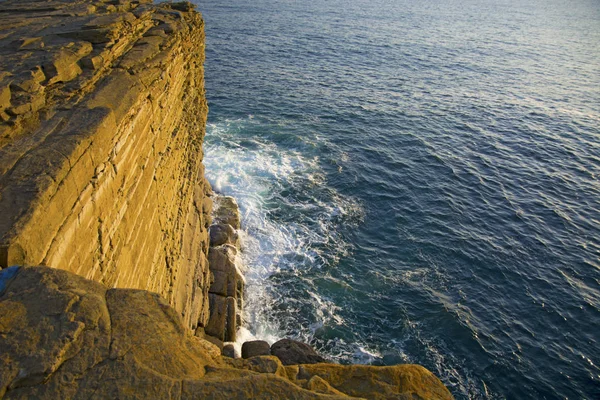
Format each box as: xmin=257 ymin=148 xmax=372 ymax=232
xmin=204 ymin=117 xmax=369 ymax=357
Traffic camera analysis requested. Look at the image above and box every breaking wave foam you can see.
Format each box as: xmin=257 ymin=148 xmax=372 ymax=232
xmin=204 ymin=117 xmax=364 ymax=351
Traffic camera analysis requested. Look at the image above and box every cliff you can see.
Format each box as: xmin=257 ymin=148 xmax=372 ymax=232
xmin=0 ymin=0 xmax=211 ymax=331
xmin=0 ymin=0 xmax=453 ymax=398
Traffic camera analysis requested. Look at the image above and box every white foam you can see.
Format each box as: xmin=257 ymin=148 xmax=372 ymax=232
xmin=204 ymin=117 xmax=363 ymax=347
xmin=354 ymin=346 xmax=382 ymax=363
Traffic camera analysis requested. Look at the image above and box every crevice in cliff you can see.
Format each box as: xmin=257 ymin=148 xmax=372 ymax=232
xmin=96 ymin=217 xmax=105 ymax=275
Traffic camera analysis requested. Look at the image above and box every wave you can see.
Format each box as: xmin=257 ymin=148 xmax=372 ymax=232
xmin=204 ymin=117 xmax=364 ymax=351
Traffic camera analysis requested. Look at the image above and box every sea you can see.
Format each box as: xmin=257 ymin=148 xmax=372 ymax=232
xmin=192 ymin=0 xmax=600 ymax=398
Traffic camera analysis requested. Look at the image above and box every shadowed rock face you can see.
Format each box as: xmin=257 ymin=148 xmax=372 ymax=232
xmin=242 ymin=340 xmax=272 ymax=359
xmin=0 ymin=266 xmax=454 ymax=399
xmin=0 ymin=266 xmax=218 ymax=399
xmin=0 ymin=0 xmax=211 ymax=331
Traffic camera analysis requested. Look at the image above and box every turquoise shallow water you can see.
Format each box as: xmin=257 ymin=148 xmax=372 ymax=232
xmin=194 ymin=0 xmax=600 ymax=398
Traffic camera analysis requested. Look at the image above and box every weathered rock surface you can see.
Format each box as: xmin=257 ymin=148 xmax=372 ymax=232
xmin=205 ymin=292 xmax=230 ymax=341
xmin=0 ymin=266 xmax=454 ymax=399
xmin=272 ymin=339 xmax=328 ymax=365
xmin=210 ymin=223 xmax=239 ymax=247
xmin=0 ymin=0 xmax=211 ymax=331
xmin=242 ymin=340 xmax=272 ymax=359
xmin=285 ymin=363 xmax=455 ymax=400
xmin=222 ymin=343 xmax=237 ymax=358
xmin=0 ymin=266 xmax=216 ymax=399
xmin=206 ymin=195 xmax=245 ymax=342
xmin=212 ymin=195 xmax=241 ymax=229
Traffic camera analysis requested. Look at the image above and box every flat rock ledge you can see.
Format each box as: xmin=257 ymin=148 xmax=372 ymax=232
xmin=0 ymin=266 xmax=454 ymax=399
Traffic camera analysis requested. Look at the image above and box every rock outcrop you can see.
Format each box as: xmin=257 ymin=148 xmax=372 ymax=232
xmin=0 ymin=0 xmax=211 ymax=331
xmin=242 ymin=340 xmax=272 ymax=359
xmin=271 ymin=339 xmax=329 ymax=365
xmin=0 ymin=266 xmax=454 ymax=399
xmin=205 ymin=195 xmax=244 ymax=342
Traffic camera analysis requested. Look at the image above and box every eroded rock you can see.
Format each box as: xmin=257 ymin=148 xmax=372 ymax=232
xmin=242 ymin=340 xmax=271 ymax=359
xmin=206 ymin=195 xmax=245 ymax=343
xmin=212 ymin=195 xmax=241 ymax=229
xmin=287 ymin=363 xmax=454 ymax=400
xmin=222 ymin=343 xmax=237 ymax=359
xmin=209 ymin=223 xmax=238 ymax=247
xmin=0 ymin=266 xmax=111 ymax=397
xmin=271 ymin=339 xmax=328 ymax=366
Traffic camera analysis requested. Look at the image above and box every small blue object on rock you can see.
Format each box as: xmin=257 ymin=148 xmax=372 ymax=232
xmin=0 ymin=266 xmax=20 ymax=295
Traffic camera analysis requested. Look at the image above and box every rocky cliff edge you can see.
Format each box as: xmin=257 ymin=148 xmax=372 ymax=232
xmin=0 ymin=0 xmax=212 ymax=332
xmin=0 ymin=266 xmax=453 ymax=399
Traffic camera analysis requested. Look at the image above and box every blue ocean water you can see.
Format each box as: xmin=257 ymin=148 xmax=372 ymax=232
xmin=194 ymin=0 xmax=600 ymax=398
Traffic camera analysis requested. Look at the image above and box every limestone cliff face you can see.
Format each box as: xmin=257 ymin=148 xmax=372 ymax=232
xmin=0 ymin=0 xmax=211 ymax=330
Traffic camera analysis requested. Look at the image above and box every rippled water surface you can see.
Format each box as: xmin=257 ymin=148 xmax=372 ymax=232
xmin=193 ymin=0 xmax=600 ymax=398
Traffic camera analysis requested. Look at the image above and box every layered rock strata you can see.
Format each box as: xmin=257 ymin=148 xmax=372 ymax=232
xmin=0 ymin=266 xmax=454 ymax=399
xmin=0 ymin=0 xmax=211 ymax=331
